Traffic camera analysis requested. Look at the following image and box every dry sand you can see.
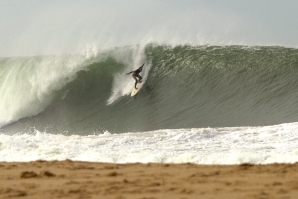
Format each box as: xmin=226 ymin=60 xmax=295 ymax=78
xmin=0 ymin=160 xmax=297 ymax=199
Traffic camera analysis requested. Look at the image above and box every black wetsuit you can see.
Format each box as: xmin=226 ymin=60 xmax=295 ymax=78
xmin=127 ymin=65 xmax=143 ymax=88
xmin=134 ymin=68 xmax=142 ymax=75
xmin=132 ymin=69 xmax=142 ymax=88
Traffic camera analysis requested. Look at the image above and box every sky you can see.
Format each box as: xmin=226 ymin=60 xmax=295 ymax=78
xmin=0 ymin=0 xmax=298 ymax=57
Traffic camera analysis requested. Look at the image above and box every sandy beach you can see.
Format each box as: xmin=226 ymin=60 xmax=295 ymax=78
xmin=0 ymin=160 xmax=297 ymax=199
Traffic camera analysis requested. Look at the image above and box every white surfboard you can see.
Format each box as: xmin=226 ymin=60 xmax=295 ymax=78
xmin=131 ymin=87 xmax=139 ymax=97
xmin=131 ymin=82 xmax=142 ymax=97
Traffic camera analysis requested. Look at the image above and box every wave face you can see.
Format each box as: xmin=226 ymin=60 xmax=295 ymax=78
xmin=1 ymin=45 xmax=298 ymax=134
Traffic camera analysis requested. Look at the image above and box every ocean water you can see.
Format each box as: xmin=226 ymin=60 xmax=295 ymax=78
xmin=0 ymin=44 xmax=298 ymax=164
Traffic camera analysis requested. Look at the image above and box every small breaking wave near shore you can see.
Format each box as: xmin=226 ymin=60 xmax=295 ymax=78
xmin=0 ymin=122 xmax=297 ymax=164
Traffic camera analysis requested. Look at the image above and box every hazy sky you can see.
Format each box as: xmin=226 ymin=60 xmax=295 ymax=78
xmin=1 ymin=0 xmax=298 ymax=56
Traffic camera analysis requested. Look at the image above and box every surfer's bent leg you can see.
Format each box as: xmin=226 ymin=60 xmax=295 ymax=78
xmin=132 ymin=73 xmax=137 ymax=81
xmin=136 ymin=74 xmax=142 ymax=82
xmin=134 ymin=81 xmax=138 ymax=89
xmin=132 ymin=73 xmax=138 ymax=89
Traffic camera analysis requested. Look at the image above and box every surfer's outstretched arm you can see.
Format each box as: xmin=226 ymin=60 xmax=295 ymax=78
xmin=126 ymin=71 xmax=133 ymax=75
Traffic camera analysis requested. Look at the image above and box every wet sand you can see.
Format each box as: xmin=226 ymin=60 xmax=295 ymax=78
xmin=0 ymin=160 xmax=297 ymax=199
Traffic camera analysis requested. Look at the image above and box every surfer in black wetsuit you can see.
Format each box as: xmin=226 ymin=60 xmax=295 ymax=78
xmin=126 ymin=63 xmax=144 ymax=89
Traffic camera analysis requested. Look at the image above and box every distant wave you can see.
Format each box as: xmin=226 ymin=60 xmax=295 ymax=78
xmin=1 ymin=44 xmax=298 ymax=134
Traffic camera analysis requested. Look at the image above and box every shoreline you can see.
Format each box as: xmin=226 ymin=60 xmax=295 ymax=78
xmin=0 ymin=160 xmax=297 ymax=199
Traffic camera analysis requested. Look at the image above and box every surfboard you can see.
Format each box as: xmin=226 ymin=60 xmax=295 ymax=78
xmin=131 ymin=87 xmax=139 ymax=97
xmin=131 ymin=82 xmax=142 ymax=97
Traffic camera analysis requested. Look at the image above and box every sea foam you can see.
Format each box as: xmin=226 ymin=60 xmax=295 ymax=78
xmin=1 ymin=122 xmax=297 ymax=164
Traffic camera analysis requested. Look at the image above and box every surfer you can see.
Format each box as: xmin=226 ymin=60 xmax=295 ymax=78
xmin=126 ymin=63 xmax=144 ymax=89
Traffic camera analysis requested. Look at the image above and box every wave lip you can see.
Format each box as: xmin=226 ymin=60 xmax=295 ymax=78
xmin=0 ymin=55 xmax=87 ymax=128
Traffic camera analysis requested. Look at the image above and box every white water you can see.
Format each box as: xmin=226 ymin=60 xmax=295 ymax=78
xmin=1 ymin=122 xmax=297 ymax=164
xmin=0 ymin=45 xmax=152 ymax=129
xmin=0 ymin=56 xmax=88 ymax=128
